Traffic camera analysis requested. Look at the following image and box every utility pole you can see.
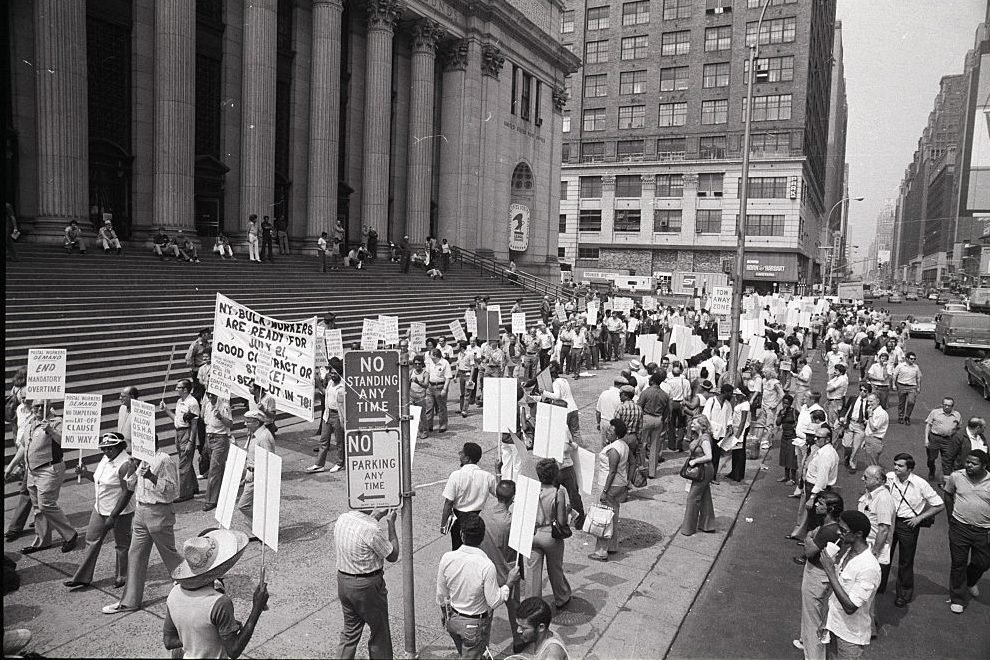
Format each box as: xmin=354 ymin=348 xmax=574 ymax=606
xmin=397 ymin=339 xmax=416 ymax=656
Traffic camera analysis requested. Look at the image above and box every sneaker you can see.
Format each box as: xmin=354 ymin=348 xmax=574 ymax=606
xmin=792 ymin=640 xmax=804 ymax=651
xmin=305 ymin=465 xmax=327 ymax=473
xmin=102 ymin=601 xmax=136 ymax=615
xmin=328 ymin=464 xmax=343 ymax=473
xmin=950 ymin=603 xmax=964 ymax=614
xmin=969 ymin=585 xmax=980 ymax=598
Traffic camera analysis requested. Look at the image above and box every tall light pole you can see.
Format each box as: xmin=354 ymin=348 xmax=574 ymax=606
xmin=727 ymin=0 xmax=772 ymax=384
xmin=824 ymin=195 xmax=864 ymax=293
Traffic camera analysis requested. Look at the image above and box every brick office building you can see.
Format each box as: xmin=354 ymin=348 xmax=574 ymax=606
xmin=556 ymin=0 xmax=843 ymax=294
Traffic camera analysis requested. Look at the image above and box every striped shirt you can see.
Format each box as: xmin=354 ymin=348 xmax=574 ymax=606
xmin=334 ymin=511 xmax=393 ymax=574
xmin=136 ymin=451 xmax=178 ymax=505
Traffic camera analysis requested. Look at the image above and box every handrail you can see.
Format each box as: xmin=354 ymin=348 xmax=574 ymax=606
xmin=450 ymin=245 xmax=576 ymax=301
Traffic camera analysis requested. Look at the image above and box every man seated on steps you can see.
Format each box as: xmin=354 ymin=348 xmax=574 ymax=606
xmin=63 ymin=220 xmax=87 ymax=255
xmin=152 ymin=227 xmax=181 ymax=261
xmin=175 ymin=231 xmax=201 ymax=263
xmin=98 ymin=219 xmax=123 ymax=255
xmin=213 ymin=232 xmax=234 ymax=259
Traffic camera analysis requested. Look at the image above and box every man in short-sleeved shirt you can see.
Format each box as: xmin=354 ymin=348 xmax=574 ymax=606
xmin=441 ymin=442 xmax=496 ymax=550
xmin=942 ymin=450 xmax=990 ymax=612
xmin=823 ymin=511 xmax=882 ymax=658
xmin=924 ymin=398 xmax=961 ymax=481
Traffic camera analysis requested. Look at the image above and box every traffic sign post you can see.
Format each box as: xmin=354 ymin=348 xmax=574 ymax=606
xmin=345 ymin=430 xmax=401 ymax=509
xmin=343 ymin=351 xmax=400 ymax=429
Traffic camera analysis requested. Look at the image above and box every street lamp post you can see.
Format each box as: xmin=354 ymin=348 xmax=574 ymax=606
xmin=726 ymin=0 xmax=772 ymax=384
xmin=823 ymin=196 xmax=864 ymax=294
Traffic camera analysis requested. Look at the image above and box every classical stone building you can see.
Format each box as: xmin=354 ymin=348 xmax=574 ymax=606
xmin=4 ymin=0 xmax=579 ymax=276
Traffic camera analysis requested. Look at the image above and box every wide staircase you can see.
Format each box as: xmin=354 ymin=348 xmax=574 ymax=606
xmin=4 ymin=245 xmax=553 ymax=489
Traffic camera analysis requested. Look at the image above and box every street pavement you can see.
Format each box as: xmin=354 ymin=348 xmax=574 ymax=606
xmin=669 ymin=301 xmax=990 ymax=659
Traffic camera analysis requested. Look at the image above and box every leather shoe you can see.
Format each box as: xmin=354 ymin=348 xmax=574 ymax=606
xmin=894 ymin=597 xmax=908 ymax=608
xmin=22 ymin=544 xmax=49 ymax=555
xmin=174 ymin=495 xmax=194 ymax=503
xmin=202 ymin=503 xmax=217 ymax=512
xmin=61 ymin=533 xmax=79 ymax=553
xmin=4 ymin=529 xmax=25 ymax=542
xmin=792 ymin=556 xmax=807 ymax=566
xmin=63 ymin=580 xmax=89 ymax=590
xmin=113 ymin=578 xmax=126 ymax=589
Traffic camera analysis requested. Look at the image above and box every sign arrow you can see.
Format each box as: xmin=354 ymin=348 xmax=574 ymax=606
xmin=359 ymin=414 xmax=394 ymax=425
xmin=358 ymin=492 xmax=387 ymax=502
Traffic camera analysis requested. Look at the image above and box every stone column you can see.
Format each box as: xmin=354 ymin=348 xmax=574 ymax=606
xmin=476 ymin=43 xmax=504 ymax=258
xmin=306 ymin=0 xmax=345 ymax=242
xmin=437 ymin=39 xmax=477 ymax=248
xmin=239 ymin=0 xmax=277 ymax=229
xmin=153 ymin=0 xmax=196 ymax=233
xmin=361 ymin=0 xmax=402 ymax=239
xmin=404 ymin=19 xmax=444 ymax=243
xmin=33 ymin=0 xmax=88 ymax=240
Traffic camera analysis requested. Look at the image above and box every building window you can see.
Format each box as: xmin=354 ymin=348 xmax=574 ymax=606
xmin=622 ymin=1 xmax=650 ymax=25
xmin=579 ymin=210 xmax=603 ymax=232
xmin=614 ymin=209 xmax=642 ymax=232
xmin=578 ymin=246 xmax=600 ymax=260
xmin=586 ymin=6 xmax=610 ymax=30
xmin=619 ymin=70 xmax=647 ymax=95
xmin=746 ymin=17 xmax=797 ymax=46
xmin=662 ymin=0 xmax=692 ymax=20
xmin=704 ymin=26 xmax=732 ymax=52
xmin=581 ymin=142 xmax=605 ymax=162
xmin=558 ymin=247 xmax=567 ymax=258
xmin=696 ymin=209 xmax=722 ymax=233
xmin=654 ymin=209 xmax=683 ymax=233
xmin=615 ymin=175 xmax=642 ymax=197
xmin=660 ymin=66 xmax=690 ymax=91
xmin=745 ymin=56 xmax=795 ymax=82
xmin=706 ymin=0 xmax=733 ymax=12
xmin=616 ymin=139 xmax=645 ymax=160
xmin=618 ymin=105 xmax=646 ymax=129
xmin=584 ymin=73 xmax=608 ymax=98
xmin=658 ymin=102 xmax=687 ymax=127
xmin=562 ymin=142 xmax=571 ymax=162
xmin=742 ymin=176 xmax=788 ymax=198
xmin=585 ymin=40 xmax=609 ymax=64
xmin=661 ymin=31 xmax=690 ymax=56
xmin=520 ymin=72 xmax=532 ymax=120
xmin=744 ymin=214 xmax=785 ymax=236
xmin=657 ymin=137 xmax=687 ymax=160
xmin=583 ymin=108 xmax=607 ymax=131
xmin=510 ymin=65 xmax=518 ymax=115
xmin=560 ymin=181 xmax=569 ymax=200
xmin=747 ymin=0 xmax=796 ymax=7
xmin=656 ymin=174 xmax=684 ymax=197
xmin=750 ymin=132 xmax=790 ymax=154
xmin=562 ymin=114 xmax=571 ymax=133
xmin=621 ymin=35 xmax=648 ymax=60
xmin=699 ymin=136 xmax=727 ymax=159
xmin=560 ymin=10 xmax=574 ymax=34
xmin=701 ymin=99 xmax=728 ymax=125
xmin=698 ymin=173 xmax=724 ymax=196
xmin=559 ymin=214 xmax=568 ymax=232
xmin=579 ymin=176 xmax=603 ymax=198
xmin=743 ymin=94 xmax=793 ymax=121
xmin=703 ymin=62 xmax=730 ymax=89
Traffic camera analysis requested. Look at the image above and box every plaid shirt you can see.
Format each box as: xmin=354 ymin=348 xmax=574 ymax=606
xmin=615 ymin=400 xmax=643 ymax=435
xmin=334 ymin=511 xmax=393 ymax=574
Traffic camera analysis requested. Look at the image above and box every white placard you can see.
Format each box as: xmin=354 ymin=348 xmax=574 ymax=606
xmin=315 ymin=326 xmax=329 ymax=368
xmin=556 ymin=306 xmax=567 ymax=323
xmin=61 ymin=393 xmax=102 ymax=449
xmin=410 ymin=404 xmax=422 ymax=468
xmin=465 ymin=310 xmax=477 ymax=336
xmin=208 ymin=354 xmax=236 ymax=399
xmin=129 ymin=399 xmax=157 ymax=462
xmin=511 ymin=312 xmax=526 ymax=335
xmin=482 ymin=378 xmax=517 ymax=433
xmin=252 ymin=445 xmax=282 ymax=552
xmin=572 ymin=446 xmax=596 ymax=496
xmin=361 ymin=318 xmax=381 ymax=351
xmin=255 ymin=351 xmax=273 ymax=388
xmin=449 ymin=320 xmax=467 ymax=343
xmin=326 ymin=329 xmax=344 ymax=359
xmin=409 ymin=322 xmax=428 ymax=351
xmin=378 ymin=315 xmax=400 ymax=345
xmin=508 ymin=433 xmax=540 ymax=559
xmin=586 ymin=301 xmax=600 ymax=323
xmin=215 ymin=444 xmax=247 ymax=529
xmin=708 ymin=286 xmax=732 ymax=316
xmin=26 ymin=348 xmax=68 ymax=400
xmin=533 ymin=402 xmax=567 ymax=462
xmin=642 ymin=296 xmax=658 ymax=311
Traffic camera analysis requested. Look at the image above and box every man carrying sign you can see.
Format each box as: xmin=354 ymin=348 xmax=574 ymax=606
xmin=237 ymin=410 xmax=276 ymax=541
xmin=201 ymin=387 xmax=233 ymax=512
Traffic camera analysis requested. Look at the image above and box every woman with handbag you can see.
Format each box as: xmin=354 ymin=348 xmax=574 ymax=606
xmin=681 ymin=416 xmax=716 ymax=536
xmin=589 ymin=419 xmax=630 ymax=561
xmin=528 ymin=458 xmax=572 ymax=609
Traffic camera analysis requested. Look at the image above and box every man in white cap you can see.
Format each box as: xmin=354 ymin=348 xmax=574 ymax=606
xmin=164 ymin=528 xmax=269 ymax=658
xmin=64 ymin=432 xmax=136 ymax=590
xmin=238 ymin=410 xmax=276 ymax=540
xmin=98 ymin=218 xmax=123 ymax=255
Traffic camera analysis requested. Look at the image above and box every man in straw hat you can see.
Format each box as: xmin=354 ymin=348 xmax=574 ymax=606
xmin=164 ymin=528 xmax=269 ymax=658
xmin=64 ymin=432 xmax=136 ymax=590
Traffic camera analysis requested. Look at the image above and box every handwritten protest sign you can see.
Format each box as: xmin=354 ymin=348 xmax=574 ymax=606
xmin=511 ymin=312 xmax=526 ymax=335
xmin=464 ymin=310 xmax=477 ymax=336
xmin=409 ymin=322 xmax=427 ymax=351
xmin=130 ymin=399 xmax=157 ymax=462
xmin=208 ymin=356 xmax=235 ymax=399
xmin=361 ymin=318 xmax=382 ymax=350
xmin=61 ymin=393 xmax=102 ymax=449
xmin=326 ymin=329 xmax=344 ymax=360
xmin=212 ymin=293 xmax=317 ymax=422
xmin=378 ymin=315 xmax=400 ymax=345
xmin=449 ymin=320 xmax=467 ymax=343
xmin=315 ymin=326 xmax=329 ymax=368
xmin=26 ymin=348 xmax=67 ymax=400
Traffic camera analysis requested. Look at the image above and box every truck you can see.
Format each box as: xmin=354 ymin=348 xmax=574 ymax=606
xmin=970 ymin=287 xmax=990 ymax=314
xmin=836 ymin=280 xmax=865 ymax=303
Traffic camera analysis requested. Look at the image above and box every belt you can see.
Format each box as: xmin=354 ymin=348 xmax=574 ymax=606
xmin=451 ymin=609 xmax=490 ymax=619
xmin=929 ymin=432 xmax=950 ymax=437
xmin=896 ymin=383 xmax=916 ymax=387
xmin=338 ymin=569 xmax=383 ymax=578
xmin=28 ymin=461 xmax=53 ymax=471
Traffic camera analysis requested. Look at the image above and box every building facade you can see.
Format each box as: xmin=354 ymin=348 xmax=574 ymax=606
xmin=865 ymin=198 xmax=894 ymax=285
xmin=556 ymin=0 xmax=840 ymax=295
xmin=4 ymin=0 xmax=579 ymax=276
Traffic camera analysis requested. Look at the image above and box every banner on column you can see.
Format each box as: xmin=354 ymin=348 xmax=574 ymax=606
xmin=211 ymin=293 xmax=317 ymax=422
xmin=130 ymin=399 xmax=157 ymax=462
xmin=61 ymin=393 xmax=103 ymax=449
xmin=215 ymin=444 xmax=247 ymax=530
xmin=508 ymin=203 xmax=530 ymax=252
xmin=252 ymin=445 xmax=282 ymax=552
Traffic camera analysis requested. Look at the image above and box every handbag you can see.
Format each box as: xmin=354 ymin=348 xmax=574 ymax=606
xmin=549 ymin=490 xmax=572 ymax=540
xmin=582 ymin=503 xmax=615 ymax=539
xmin=680 ymin=459 xmax=703 ymax=482
xmin=630 ymin=464 xmax=648 ymax=488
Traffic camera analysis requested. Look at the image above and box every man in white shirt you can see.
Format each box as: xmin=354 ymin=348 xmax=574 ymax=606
xmin=857 ymin=465 xmax=896 ymax=635
xmin=159 ymin=379 xmax=200 ymax=503
xmin=825 ymin=364 xmax=849 ymax=425
xmin=427 ymin=349 xmax=454 ymax=434
xmin=663 ymin=365 xmax=693 ymax=452
xmin=703 ymin=384 xmax=735 ymax=480
xmin=441 ymin=443 xmax=497 ymax=551
xmin=116 ymin=386 xmax=139 ymax=441
xmin=596 ymin=379 xmax=624 ymax=447
xmin=436 ymin=515 xmax=521 ymax=658
xmin=858 ymin=395 xmax=889 ymax=470
xmin=821 ymin=511 xmax=882 ymax=658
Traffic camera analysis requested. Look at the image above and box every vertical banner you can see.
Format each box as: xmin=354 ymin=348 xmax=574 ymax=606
xmin=533 ymin=402 xmax=567 ymax=462
xmin=212 ymin=293 xmax=317 ymax=422
xmin=252 ymin=446 xmax=282 ymax=552
xmin=409 ymin=322 xmax=428 ymax=352
xmin=61 ymin=393 xmax=103 ymax=449
xmin=215 ymin=444 xmax=247 ymax=529
xmin=449 ymin=320 xmax=467 ymax=343
xmin=25 ymin=348 xmax=68 ymax=400
xmin=129 ymin=399 xmax=157 ymax=462
xmin=482 ymin=378 xmax=517 ymax=433
xmin=511 ymin=312 xmax=526 ymax=335
xmin=508 ymin=203 xmax=531 ymax=251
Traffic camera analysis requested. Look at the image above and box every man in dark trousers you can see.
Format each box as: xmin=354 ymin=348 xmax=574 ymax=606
xmin=399 ymin=234 xmax=411 ymax=273
xmin=260 ymin=215 xmax=275 ymax=262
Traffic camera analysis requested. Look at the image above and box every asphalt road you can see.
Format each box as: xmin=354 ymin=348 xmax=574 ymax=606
xmin=669 ymin=301 xmax=990 ymax=659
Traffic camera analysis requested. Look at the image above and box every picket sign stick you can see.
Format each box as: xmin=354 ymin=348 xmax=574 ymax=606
xmin=160 ymin=344 xmax=178 ymax=402
xmin=259 ymin=462 xmax=270 ymax=611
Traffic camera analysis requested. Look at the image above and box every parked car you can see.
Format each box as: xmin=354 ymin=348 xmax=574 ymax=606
xmin=965 ymin=356 xmax=990 ymax=400
xmin=905 ymin=291 xmax=919 ymax=301
xmin=908 ymin=316 xmax=936 ymax=337
xmin=888 ymin=293 xmax=903 ymax=304
xmin=928 ymin=292 xmax=939 ymax=301
xmin=935 ymin=311 xmax=990 ymax=354
xmin=943 ymin=303 xmax=969 ymax=313
xmin=936 ymin=293 xmax=950 ymax=305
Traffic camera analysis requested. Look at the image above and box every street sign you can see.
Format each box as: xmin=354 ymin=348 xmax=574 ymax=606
xmin=343 ymin=350 xmax=400 ymax=429
xmin=346 ymin=429 xmax=401 ymax=509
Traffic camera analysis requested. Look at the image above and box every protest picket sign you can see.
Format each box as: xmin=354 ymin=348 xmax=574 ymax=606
xmin=361 ymin=318 xmax=382 ymax=351
xmin=212 ymin=293 xmax=317 ymax=422
xmin=130 ymin=399 xmax=157 ymax=462
xmin=326 ymin=329 xmax=344 ymax=360
xmin=449 ymin=320 xmax=467 ymax=343
xmin=642 ymin=296 xmax=657 ymax=311
xmin=508 ymin=432 xmax=540 ymax=559
xmin=533 ymin=402 xmax=567 ymax=462
xmin=215 ymin=444 xmax=247 ymax=529
xmin=511 ymin=312 xmax=526 ymax=336
xmin=208 ymin=354 xmax=236 ymax=399
xmin=482 ymin=378 xmax=517 ymax=433
xmin=255 ymin=351 xmax=273 ymax=389
xmin=26 ymin=348 xmax=68 ymax=400
xmin=464 ymin=309 xmax=477 ymax=336
xmin=409 ymin=404 xmax=422 ymax=468
xmin=378 ymin=315 xmax=400 ymax=346
xmin=572 ymin=446 xmax=596 ymax=496
xmin=476 ymin=310 xmax=500 ymax=341
xmin=409 ymin=322 xmax=427 ymax=351
xmin=535 ymin=366 xmax=553 ymax=393
xmin=488 ymin=304 xmax=502 ymax=326
xmin=556 ymin=306 xmax=567 ymax=323
xmin=315 ymin=326 xmax=329 ymax=368
xmin=586 ymin=301 xmax=599 ymax=324
xmin=61 ymin=393 xmax=103 ymax=449
xmin=717 ymin=320 xmax=730 ymax=341
xmin=252 ymin=445 xmax=282 ymax=552
xmin=708 ymin=286 xmax=732 ymax=316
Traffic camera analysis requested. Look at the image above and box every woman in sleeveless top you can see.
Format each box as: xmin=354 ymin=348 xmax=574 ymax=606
xmin=588 ymin=419 xmax=630 ymax=561
xmin=681 ymin=416 xmax=716 ymax=536
xmin=528 ymin=458 xmax=572 ymax=609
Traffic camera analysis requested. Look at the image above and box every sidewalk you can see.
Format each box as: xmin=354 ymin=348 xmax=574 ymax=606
xmin=4 ymin=359 xmax=765 ymax=659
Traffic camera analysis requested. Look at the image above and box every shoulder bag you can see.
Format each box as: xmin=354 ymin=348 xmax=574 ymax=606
xmin=891 ymin=479 xmax=934 ymax=528
xmin=549 ymin=488 xmax=572 ymax=539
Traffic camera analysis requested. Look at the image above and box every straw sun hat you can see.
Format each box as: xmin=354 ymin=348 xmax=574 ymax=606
xmin=172 ymin=528 xmax=249 ymax=589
